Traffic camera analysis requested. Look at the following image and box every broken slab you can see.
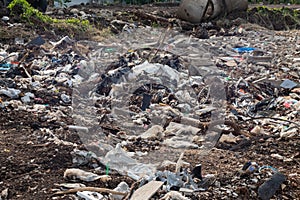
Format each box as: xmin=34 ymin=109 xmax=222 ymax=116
xmin=131 ymin=181 xmax=164 ymax=200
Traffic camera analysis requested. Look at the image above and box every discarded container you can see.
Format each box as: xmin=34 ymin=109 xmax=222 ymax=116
xmin=177 ymin=0 xmax=209 ymax=23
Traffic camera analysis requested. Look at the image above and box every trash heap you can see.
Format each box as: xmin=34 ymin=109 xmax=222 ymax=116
xmin=0 ymin=21 xmax=299 ymax=199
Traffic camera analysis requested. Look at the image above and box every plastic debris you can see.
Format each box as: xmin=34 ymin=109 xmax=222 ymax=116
xmin=50 ymin=36 xmax=74 ymax=48
xmin=71 ymin=149 xmax=99 ymax=167
xmin=0 ymin=6 xmax=299 ymax=200
xmin=103 ymin=143 xmax=155 ymax=180
xmin=258 ymin=165 xmax=278 ymax=173
xmin=0 ymin=88 xmax=21 ymax=98
xmin=68 ymin=125 xmax=89 ymax=133
xmin=110 ymin=182 xmax=130 ymax=200
xmin=242 ymin=161 xmax=258 ymax=174
xmin=61 ymin=93 xmax=71 ymax=103
xmin=76 ymin=191 xmax=104 ymax=200
xmin=63 ymin=168 xmax=111 ymax=182
xmin=280 ymin=79 xmax=298 ymax=89
xmin=27 ymin=35 xmax=45 ymax=47
xmin=21 ymin=92 xmax=34 ymax=103
xmin=233 ymin=47 xmax=256 ymax=53
xmin=0 ymin=63 xmax=12 ymax=71
xmin=140 ymin=125 xmax=164 ymax=140
xmin=160 ymin=191 xmax=190 ymax=200
xmin=57 ymin=183 xmax=86 ymax=189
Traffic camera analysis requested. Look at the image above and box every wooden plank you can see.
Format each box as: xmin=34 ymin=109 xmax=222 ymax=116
xmin=130 ymin=181 xmax=164 ymax=200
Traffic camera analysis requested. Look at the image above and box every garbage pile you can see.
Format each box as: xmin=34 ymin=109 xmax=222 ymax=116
xmin=0 ymin=20 xmax=299 ymax=199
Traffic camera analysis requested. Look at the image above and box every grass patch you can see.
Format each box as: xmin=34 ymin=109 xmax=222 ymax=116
xmin=8 ymin=0 xmax=92 ymax=37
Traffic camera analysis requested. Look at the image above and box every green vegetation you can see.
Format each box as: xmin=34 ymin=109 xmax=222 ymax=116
xmin=248 ymin=5 xmax=300 ymax=30
xmin=8 ymin=0 xmax=89 ymax=29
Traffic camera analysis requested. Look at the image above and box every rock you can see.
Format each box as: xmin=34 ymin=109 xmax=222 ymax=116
xmin=70 ymin=8 xmax=79 ymax=15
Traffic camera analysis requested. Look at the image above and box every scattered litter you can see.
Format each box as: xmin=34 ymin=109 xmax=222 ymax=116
xmin=0 ymin=6 xmax=299 ymax=200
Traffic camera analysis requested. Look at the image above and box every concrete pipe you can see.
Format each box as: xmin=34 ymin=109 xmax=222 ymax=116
xmin=177 ymin=0 xmax=248 ymax=23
